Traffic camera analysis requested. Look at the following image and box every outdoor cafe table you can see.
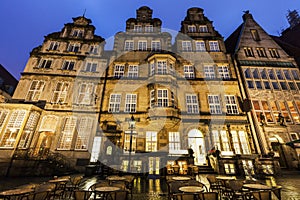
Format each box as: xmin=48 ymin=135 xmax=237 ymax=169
xmin=107 ymin=176 xmax=127 ymax=184
xmin=94 ymin=186 xmax=120 ymax=200
xmin=243 ymin=183 xmax=272 ymax=191
xmin=179 ymin=186 xmax=204 ymax=200
xmin=0 ymin=188 xmax=34 ymax=200
xmin=172 ymin=176 xmax=191 ymax=181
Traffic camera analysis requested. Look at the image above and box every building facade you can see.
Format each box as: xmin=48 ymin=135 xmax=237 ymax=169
xmin=1 ymin=6 xmax=294 ymax=177
xmin=226 ymin=11 xmax=300 ymax=170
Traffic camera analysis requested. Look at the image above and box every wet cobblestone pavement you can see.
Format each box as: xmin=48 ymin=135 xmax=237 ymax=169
xmin=0 ymin=170 xmax=300 ymax=199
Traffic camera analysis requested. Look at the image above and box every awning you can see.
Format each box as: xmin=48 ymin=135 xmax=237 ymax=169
xmin=286 ymin=139 xmax=300 ymax=148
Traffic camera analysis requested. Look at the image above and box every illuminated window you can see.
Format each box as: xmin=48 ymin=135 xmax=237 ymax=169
xmin=269 ymin=48 xmax=280 ymax=58
xmin=26 ymin=80 xmax=45 ymax=101
xmin=220 ymin=130 xmax=230 ymax=151
xmin=18 ymin=112 xmax=40 ymax=149
xmin=108 ymin=94 xmax=121 ymax=113
xmin=287 ymin=101 xmax=300 ymax=123
xmin=208 ymin=95 xmax=221 ymax=114
xmin=244 ymin=47 xmax=254 ymax=57
xmin=224 ymin=164 xmax=235 ymax=174
xmin=124 ymin=131 xmax=137 ymax=152
xmin=186 ymin=94 xmax=199 ymax=113
xmin=169 ymin=132 xmax=181 ymax=152
xmin=51 ymin=82 xmax=69 ymax=104
xmin=0 ymin=110 xmax=26 ymax=148
xmin=57 ymin=117 xmax=76 ymax=150
xmin=146 ymin=131 xmax=157 ymax=152
xmin=250 ymin=29 xmax=260 ymax=41
xmin=75 ymin=117 xmax=93 ymax=150
xmin=256 ymin=47 xmax=267 ymax=57
xmin=0 ymin=110 xmax=9 ymax=134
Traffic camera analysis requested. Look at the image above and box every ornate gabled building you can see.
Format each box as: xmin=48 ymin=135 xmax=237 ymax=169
xmin=226 ymin=11 xmax=300 ymax=170
xmin=0 ymin=7 xmax=275 ymax=177
xmin=0 ymin=16 xmax=106 ymax=176
xmin=0 ymin=64 xmax=18 ymax=103
xmin=97 ymin=6 xmax=255 ymax=176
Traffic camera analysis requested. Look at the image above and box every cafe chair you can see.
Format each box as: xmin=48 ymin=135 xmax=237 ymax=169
xmin=271 ymin=186 xmax=282 ymax=200
xmin=111 ymin=190 xmax=128 ymax=200
xmin=88 ymin=181 xmax=110 ymax=200
xmin=251 ymin=190 xmax=272 ymax=200
xmin=167 ymin=181 xmax=184 ymax=200
xmin=74 ymin=190 xmax=92 ymax=200
xmin=65 ymin=175 xmax=84 ymax=198
xmin=222 ymin=179 xmax=244 ymax=200
xmin=199 ymin=192 xmax=218 ymax=200
xmin=206 ymin=175 xmax=221 ymax=193
xmin=173 ymin=193 xmax=195 ymax=200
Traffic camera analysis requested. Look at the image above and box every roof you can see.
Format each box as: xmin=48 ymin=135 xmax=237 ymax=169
xmin=225 ymin=24 xmax=243 ymax=53
xmin=0 ymin=64 xmax=18 ymax=95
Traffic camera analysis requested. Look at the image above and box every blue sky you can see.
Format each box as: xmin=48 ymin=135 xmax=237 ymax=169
xmin=0 ymin=0 xmax=299 ymax=80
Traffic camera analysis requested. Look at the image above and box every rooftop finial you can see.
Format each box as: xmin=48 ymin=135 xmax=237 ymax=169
xmin=243 ymin=10 xmax=250 ymax=14
xmin=83 ymin=9 xmax=86 ymax=17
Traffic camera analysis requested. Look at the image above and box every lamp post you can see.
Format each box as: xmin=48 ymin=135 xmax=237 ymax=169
xmin=127 ymin=115 xmax=136 ymax=172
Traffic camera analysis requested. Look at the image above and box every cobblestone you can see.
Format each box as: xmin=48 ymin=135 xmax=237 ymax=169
xmin=0 ymin=171 xmax=299 ymax=199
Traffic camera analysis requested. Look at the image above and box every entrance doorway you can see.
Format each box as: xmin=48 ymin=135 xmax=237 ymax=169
xmin=34 ymin=132 xmax=53 ymax=158
xmin=148 ymin=157 xmax=160 ymax=175
xmin=188 ymin=129 xmax=206 ymax=165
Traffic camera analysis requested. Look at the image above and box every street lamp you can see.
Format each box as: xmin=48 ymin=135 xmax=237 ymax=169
xmin=127 ymin=115 xmax=136 ymax=172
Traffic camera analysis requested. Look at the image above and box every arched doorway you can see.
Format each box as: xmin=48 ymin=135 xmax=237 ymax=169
xmin=34 ymin=131 xmax=53 ymax=158
xmin=188 ymin=129 xmax=206 ymax=165
xmin=270 ymin=135 xmax=287 ymax=168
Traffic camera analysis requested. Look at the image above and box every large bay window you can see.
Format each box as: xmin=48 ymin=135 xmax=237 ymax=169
xmin=18 ymin=112 xmax=40 ymax=149
xmin=57 ymin=117 xmax=77 ymax=150
xmin=77 ymin=83 xmax=94 ymax=105
xmin=0 ymin=110 xmax=26 ymax=148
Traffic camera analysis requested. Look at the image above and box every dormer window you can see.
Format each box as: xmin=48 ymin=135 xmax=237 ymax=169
xmin=89 ymin=45 xmax=98 ymax=54
xmin=67 ymin=43 xmax=80 ymax=52
xmin=199 ymin=25 xmax=208 ymax=32
xmin=145 ymin=25 xmax=154 ymax=32
xmin=188 ymin=25 xmax=197 ymax=33
xmin=72 ymin=29 xmax=84 ymax=38
xmin=250 ymin=29 xmax=260 ymax=41
xmin=48 ymin=41 xmax=59 ymax=51
xmin=134 ymin=25 xmax=142 ymax=32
